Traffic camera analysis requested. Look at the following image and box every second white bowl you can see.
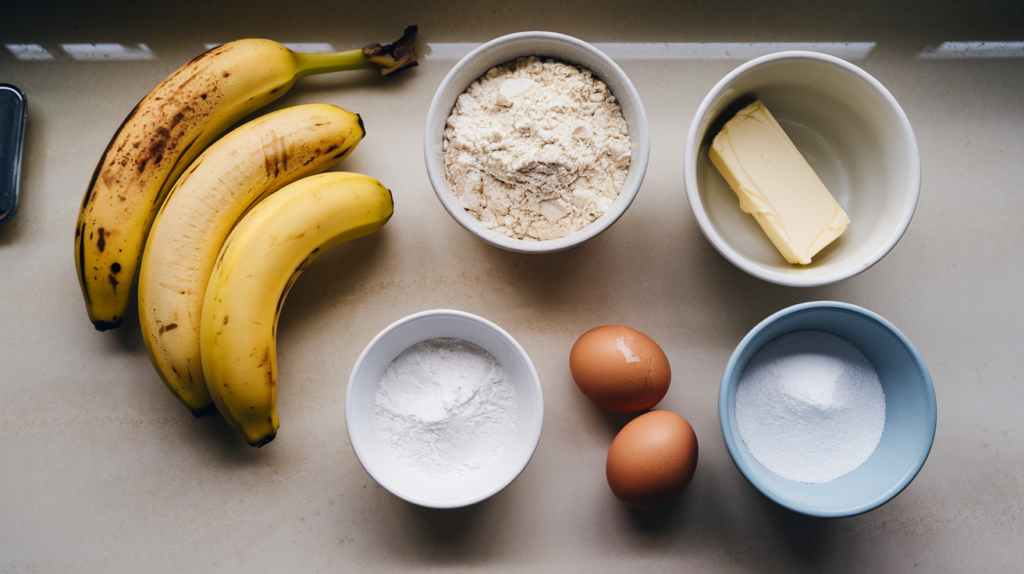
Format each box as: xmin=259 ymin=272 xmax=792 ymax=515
xmin=684 ymin=52 xmax=921 ymax=287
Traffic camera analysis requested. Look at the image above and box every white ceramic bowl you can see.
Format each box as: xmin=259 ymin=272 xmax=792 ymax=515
xmin=424 ymin=31 xmax=650 ymax=253
xmin=684 ymin=52 xmax=921 ymax=287
xmin=346 ymin=309 xmax=543 ymax=508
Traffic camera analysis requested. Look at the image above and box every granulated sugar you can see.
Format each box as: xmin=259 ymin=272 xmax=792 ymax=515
xmin=374 ymin=338 xmax=517 ymax=479
xmin=735 ymin=330 xmax=886 ymax=483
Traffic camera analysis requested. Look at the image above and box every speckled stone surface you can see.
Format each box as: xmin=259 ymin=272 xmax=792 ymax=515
xmin=2 ymin=1 xmax=1022 ymax=571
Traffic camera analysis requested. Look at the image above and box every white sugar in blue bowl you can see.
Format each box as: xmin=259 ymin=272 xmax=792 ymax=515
xmin=719 ymin=301 xmax=936 ymax=517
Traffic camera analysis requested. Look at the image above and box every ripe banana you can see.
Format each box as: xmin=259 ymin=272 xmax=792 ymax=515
xmin=138 ymin=103 xmax=364 ymax=416
xmin=75 ymin=27 xmax=417 ymax=331
xmin=201 ymin=172 xmax=394 ymax=446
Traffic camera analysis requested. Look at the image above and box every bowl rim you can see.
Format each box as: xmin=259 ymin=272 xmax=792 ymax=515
xmin=424 ymin=30 xmax=650 ymax=253
xmin=345 ymin=308 xmax=544 ymax=508
xmin=683 ymin=51 xmax=922 ymax=287
xmin=718 ymin=300 xmax=937 ymax=517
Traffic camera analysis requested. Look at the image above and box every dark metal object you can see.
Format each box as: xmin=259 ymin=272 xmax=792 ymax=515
xmin=0 ymin=84 xmax=27 ymax=226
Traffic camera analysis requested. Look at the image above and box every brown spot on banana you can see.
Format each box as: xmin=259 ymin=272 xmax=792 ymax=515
xmin=158 ymin=323 xmax=178 ymax=334
xmin=82 ymin=101 xmax=142 ymax=209
xmin=263 ymin=141 xmax=276 ymax=179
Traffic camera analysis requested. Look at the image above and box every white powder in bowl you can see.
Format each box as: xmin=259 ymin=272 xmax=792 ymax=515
xmin=374 ymin=338 xmax=517 ymax=480
xmin=443 ymin=56 xmax=631 ymax=241
xmin=735 ymin=331 xmax=886 ymax=484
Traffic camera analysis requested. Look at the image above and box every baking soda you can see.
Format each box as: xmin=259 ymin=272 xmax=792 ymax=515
xmin=374 ymin=338 xmax=517 ymax=479
xmin=735 ymin=330 xmax=885 ymax=483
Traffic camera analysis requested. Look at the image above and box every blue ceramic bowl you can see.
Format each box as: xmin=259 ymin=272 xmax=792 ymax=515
xmin=719 ymin=301 xmax=936 ymax=517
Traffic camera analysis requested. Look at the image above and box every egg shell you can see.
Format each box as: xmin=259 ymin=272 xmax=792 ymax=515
xmin=569 ymin=325 xmax=671 ymax=413
xmin=606 ymin=410 xmax=698 ymax=509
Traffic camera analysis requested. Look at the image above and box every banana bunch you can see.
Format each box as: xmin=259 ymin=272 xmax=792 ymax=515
xmin=75 ymin=27 xmax=416 ymax=330
xmin=138 ymin=104 xmax=365 ymax=416
xmin=201 ymin=172 xmax=394 ymax=446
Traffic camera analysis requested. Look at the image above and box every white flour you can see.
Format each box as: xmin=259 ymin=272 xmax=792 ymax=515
xmin=374 ymin=338 xmax=517 ymax=479
xmin=443 ymin=56 xmax=630 ymax=241
xmin=735 ymin=331 xmax=886 ymax=484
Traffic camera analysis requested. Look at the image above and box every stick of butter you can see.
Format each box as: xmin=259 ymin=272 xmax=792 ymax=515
xmin=709 ymin=100 xmax=849 ymax=265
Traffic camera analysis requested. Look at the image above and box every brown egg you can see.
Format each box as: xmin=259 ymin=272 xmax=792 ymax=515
xmin=569 ymin=325 xmax=671 ymax=413
xmin=606 ymin=410 xmax=698 ymax=509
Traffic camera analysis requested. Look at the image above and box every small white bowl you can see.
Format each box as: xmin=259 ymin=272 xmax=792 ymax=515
xmin=346 ymin=309 xmax=543 ymax=508
xmin=424 ymin=31 xmax=650 ymax=253
xmin=684 ymin=52 xmax=921 ymax=287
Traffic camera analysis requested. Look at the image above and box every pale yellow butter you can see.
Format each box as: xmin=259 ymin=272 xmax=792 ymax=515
xmin=709 ymin=101 xmax=849 ymax=265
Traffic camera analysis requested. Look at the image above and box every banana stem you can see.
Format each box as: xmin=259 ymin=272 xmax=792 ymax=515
xmin=293 ymin=49 xmax=376 ymax=77
xmin=293 ymin=25 xmax=418 ymax=78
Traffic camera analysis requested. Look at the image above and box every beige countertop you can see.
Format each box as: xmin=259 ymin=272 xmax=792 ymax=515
xmin=2 ymin=1 xmax=1023 ymax=571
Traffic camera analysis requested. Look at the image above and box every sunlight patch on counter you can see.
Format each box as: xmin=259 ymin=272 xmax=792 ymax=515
xmin=60 ymin=43 xmax=156 ymax=61
xmin=6 ymin=44 xmax=55 ymax=60
xmin=22 ymin=40 xmax=1024 ymax=64
xmin=919 ymin=42 xmax=1024 ymax=58
xmin=424 ymin=42 xmax=877 ymax=61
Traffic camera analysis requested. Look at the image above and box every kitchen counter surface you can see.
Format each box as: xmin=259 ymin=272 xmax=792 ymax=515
xmin=2 ymin=1 xmax=1023 ymax=571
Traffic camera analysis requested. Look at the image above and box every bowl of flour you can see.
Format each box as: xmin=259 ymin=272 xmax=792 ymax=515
xmin=346 ymin=309 xmax=543 ymax=508
xmin=425 ymin=31 xmax=650 ymax=252
xmin=719 ymin=301 xmax=936 ymax=517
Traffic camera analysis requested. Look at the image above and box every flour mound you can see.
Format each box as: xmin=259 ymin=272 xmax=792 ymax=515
xmin=443 ymin=56 xmax=631 ymax=241
xmin=374 ymin=338 xmax=518 ymax=480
